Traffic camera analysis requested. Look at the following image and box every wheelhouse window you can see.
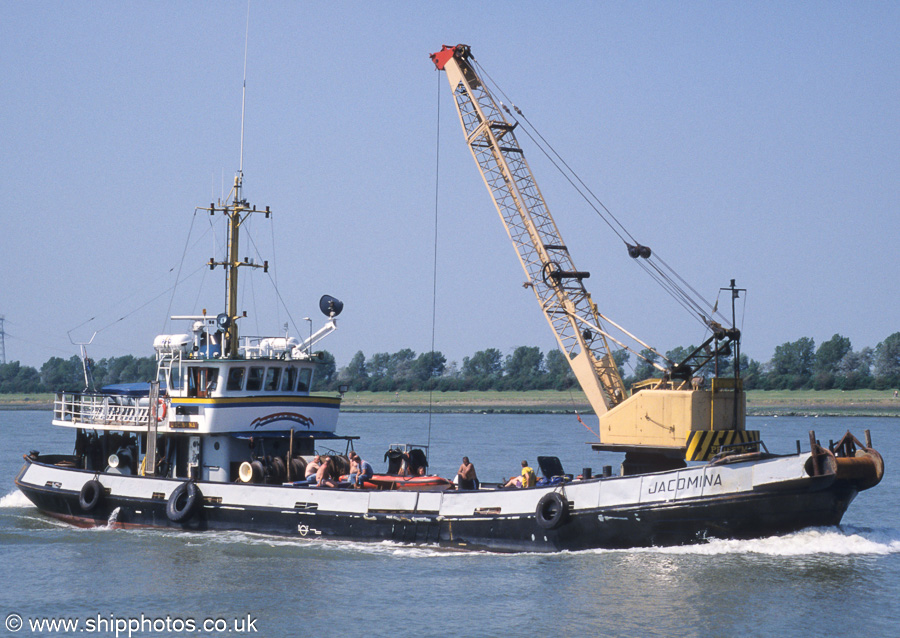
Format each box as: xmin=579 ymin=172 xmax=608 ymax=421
xmin=297 ymin=368 xmax=313 ymax=392
xmin=281 ymin=367 xmax=298 ymax=392
xmin=226 ymin=367 xmax=245 ymax=391
xmin=188 ymin=367 xmax=219 ymax=398
xmin=264 ymin=367 xmax=281 ymax=392
xmin=246 ymin=366 xmax=265 ymax=391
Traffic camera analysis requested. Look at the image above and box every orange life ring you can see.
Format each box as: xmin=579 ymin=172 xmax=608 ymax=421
xmin=157 ymin=399 xmax=167 ymax=422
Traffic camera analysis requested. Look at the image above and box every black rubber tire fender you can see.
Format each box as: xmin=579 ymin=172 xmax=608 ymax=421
xmin=166 ymin=481 xmax=201 ymax=523
xmin=535 ymin=491 xmax=569 ymax=530
xmin=78 ymin=479 xmax=104 ymax=512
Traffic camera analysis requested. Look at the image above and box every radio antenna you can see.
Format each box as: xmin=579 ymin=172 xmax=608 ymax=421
xmin=239 ymin=1 xmax=250 ymax=176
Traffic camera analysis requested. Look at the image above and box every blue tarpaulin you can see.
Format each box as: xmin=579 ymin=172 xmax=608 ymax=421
xmin=100 ymin=382 xmax=166 ymax=397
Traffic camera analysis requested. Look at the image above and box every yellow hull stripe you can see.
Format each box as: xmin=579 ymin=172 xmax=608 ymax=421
xmin=170 ymin=396 xmax=341 ymax=407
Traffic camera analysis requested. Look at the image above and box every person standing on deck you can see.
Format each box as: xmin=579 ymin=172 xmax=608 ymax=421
xmin=457 ymin=456 xmax=478 ymax=490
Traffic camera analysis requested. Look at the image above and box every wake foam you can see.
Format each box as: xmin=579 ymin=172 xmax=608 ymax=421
xmin=114 ymin=525 xmax=900 ymax=558
xmin=124 ymin=528 xmax=473 ymax=558
xmin=0 ymin=489 xmax=32 ymax=509
xmin=635 ymin=527 xmax=900 ymax=557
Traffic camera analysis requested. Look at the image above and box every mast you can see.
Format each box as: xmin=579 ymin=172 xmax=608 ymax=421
xmin=206 ymin=11 xmax=268 ymax=360
xmin=225 ymin=174 xmax=245 ymax=355
xmin=206 ymin=175 xmax=269 ymax=358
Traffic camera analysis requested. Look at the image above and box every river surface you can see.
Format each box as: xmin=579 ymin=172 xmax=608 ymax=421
xmin=2 ymin=411 xmax=898 ymax=637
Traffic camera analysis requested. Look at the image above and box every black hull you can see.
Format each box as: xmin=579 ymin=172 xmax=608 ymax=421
xmin=15 ymin=461 xmax=858 ymax=553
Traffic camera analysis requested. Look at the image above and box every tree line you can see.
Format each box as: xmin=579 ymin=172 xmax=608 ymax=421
xmin=1 ymin=331 xmax=898 ymax=394
xmin=0 ymin=355 xmax=159 ymax=394
xmin=332 ymin=331 xmax=900 ymax=392
xmin=0 ymin=353 xmax=336 ymax=395
xmin=331 ymin=331 xmax=900 ymax=392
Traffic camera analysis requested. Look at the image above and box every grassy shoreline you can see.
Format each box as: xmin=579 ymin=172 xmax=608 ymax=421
xmin=3 ymin=390 xmax=898 ymax=417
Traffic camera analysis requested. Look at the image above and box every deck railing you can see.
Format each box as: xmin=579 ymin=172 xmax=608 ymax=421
xmin=54 ymin=392 xmax=152 ymax=428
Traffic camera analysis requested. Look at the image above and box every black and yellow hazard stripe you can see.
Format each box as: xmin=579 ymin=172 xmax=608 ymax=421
xmin=686 ymin=430 xmax=761 ymax=461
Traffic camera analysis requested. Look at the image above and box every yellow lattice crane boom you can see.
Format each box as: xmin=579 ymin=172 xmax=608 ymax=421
xmin=432 ymin=44 xmax=756 ymax=469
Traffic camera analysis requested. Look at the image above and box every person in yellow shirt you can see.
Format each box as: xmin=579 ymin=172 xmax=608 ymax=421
xmin=504 ymin=460 xmax=536 ymax=488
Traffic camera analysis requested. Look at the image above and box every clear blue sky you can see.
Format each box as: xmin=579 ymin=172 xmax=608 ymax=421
xmin=2 ymin=1 xmax=897 ymax=375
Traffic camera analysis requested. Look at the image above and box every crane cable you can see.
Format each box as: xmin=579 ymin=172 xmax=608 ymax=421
xmin=425 ymin=69 xmax=443 ymax=451
xmin=163 ymin=208 xmax=202 ymax=333
xmin=243 ymin=221 xmax=305 ymax=340
xmin=472 ymin=61 xmax=636 ymax=245
xmin=472 ymin=59 xmax=731 ymax=334
xmin=67 ymin=209 xmax=211 ymax=341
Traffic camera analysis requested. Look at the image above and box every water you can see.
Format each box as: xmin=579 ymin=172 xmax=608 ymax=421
xmin=2 ymin=411 xmax=898 ymax=637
